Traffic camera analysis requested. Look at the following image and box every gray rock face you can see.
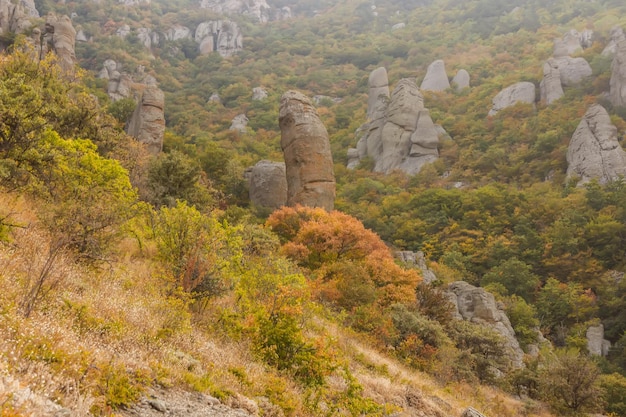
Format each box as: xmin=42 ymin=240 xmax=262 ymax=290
xmin=602 ymin=27 xmax=625 ymax=56
xmin=44 ymin=14 xmax=77 ymax=73
xmin=554 ymin=29 xmax=584 ymax=58
xmin=586 ymin=324 xmax=611 ymax=356
xmin=353 ymin=76 xmax=440 ymax=175
xmin=199 ymin=0 xmax=289 ymax=22
xmin=116 ymin=24 xmax=130 ymax=38
xmin=195 ymin=20 xmax=242 ymax=57
xmin=420 ymin=59 xmax=450 ymax=92
xmin=164 ymin=25 xmax=191 ymax=41
xmin=367 ymin=67 xmax=390 ymax=120
xmin=99 ymin=59 xmax=133 ymax=101
xmin=126 ymin=85 xmax=165 ymax=154
xmin=446 ymin=281 xmax=524 ymax=368
xmin=488 ymin=82 xmax=535 ymax=116
xmin=396 ymin=251 xmax=438 ymax=284
xmin=0 ymin=0 xmax=39 ymax=34
xmin=252 ymin=87 xmax=268 ymax=100
xmin=229 ymin=114 xmax=248 ymax=133
xmin=566 ymin=104 xmax=626 ymax=185
xmin=279 ymin=91 xmax=336 ymax=211
xmin=610 ymin=35 xmax=626 ymax=107
xmin=247 ymin=160 xmax=287 ymax=209
xmin=555 ymin=56 xmax=592 ymax=86
xmin=540 ymin=59 xmax=564 ymax=104
xmin=346 ymin=148 xmax=360 ymax=169
xmin=451 ymin=69 xmax=470 ymax=91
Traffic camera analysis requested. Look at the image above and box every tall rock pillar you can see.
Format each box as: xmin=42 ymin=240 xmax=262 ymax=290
xmin=279 ymin=91 xmax=336 ymax=211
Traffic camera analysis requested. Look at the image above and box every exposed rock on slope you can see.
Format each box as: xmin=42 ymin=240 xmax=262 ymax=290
xmin=44 ymin=14 xmax=77 ymax=73
xmin=420 ymin=59 xmax=450 ymax=92
xmin=0 ymin=0 xmax=39 ymax=35
xmin=279 ymin=91 xmax=336 ymax=211
xmin=351 ymin=71 xmax=441 ymax=176
xmin=126 ymin=85 xmax=166 ymax=154
xmin=229 ymin=114 xmax=249 ymax=133
xmin=200 ymin=0 xmax=290 ymax=23
xmin=195 ymin=20 xmax=243 ymax=57
xmin=451 ymin=69 xmax=470 ymax=91
xmin=602 ymin=26 xmax=625 ymax=56
xmin=566 ymin=104 xmax=626 ymax=184
xmin=556 ymin=56 xmax=592 ymax=86
xmin=540 ymin=59 xmax=564 ymax=104
xmin=488 ymin=82 xmax=535 ymax=116
xmin=446 ymin=281 xmax=524 ymax=368
xmin=587 ymin=323 xmax=611 ymax=357
xmin=99 ymin=59 xmax=133 ymax=101
xmin=246 ymin=160 xmax=287 ymax=209
xmin=610 ymin=33 xmax=626 ymax=107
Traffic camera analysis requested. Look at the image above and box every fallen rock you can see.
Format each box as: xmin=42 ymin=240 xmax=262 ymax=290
xmin=488 ymin=81 xmax=535 ymax=116
xmin=420 ymin=59 xmax=450 ymax=92
xmin=610 ymin=34 xmax=626 ymax=107
xmin=451 ymin=69 xmax=470 ymax=91
xmin=279 ymin=91 xmax=336 ymax=211
xmin=540 ymin=58 xmax=564 ymax=104
xmin=566 ymin=104 xmax=626 ymax=184
xmin=126 ymin=85 xmax=166 ymax=154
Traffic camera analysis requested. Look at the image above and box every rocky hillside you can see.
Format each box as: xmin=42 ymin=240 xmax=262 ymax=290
xmin=2 ymin=0 xmax=626 ymax=416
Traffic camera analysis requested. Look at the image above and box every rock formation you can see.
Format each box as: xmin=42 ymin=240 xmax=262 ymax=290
xmin=556 ymin=56 xmax=592 ymax=86
xmin=44 ymin=14 xmax=77 ymax=73
xmin=246 ymin=160 xmax=287 ymax=209
xmin=540 ymin=59 xmax=564 ymax=104
xmin=446 ymin=281 xmax=524 ymax=368
xmin=460 ymin=408 xmax=487 ymax=417
xmin=98 ymin=59 xmax=133 ymax=101
xmin=195 ymin=20 xmax=243 ymax=57
xmin=252 ymin=87 xmax=268 ymax=100
xmin=163 ymin=25 xmax=191 ymax=41
xmin=586 ymin=324 xmax=611 ymax=356
xmin=602 ymin=27 xmax=625 ymax=56
xmin=0 ymin=0 xmax=39 ymax=35
xmin=279 ymin=91 xmax=336 ymax=211
xmin=229 ymin=114 xmax=248 ymax=133
xmin=420 ymin=59 xmax=450 ymax=92
xmin=367 ymin=67 xmax=390 ymax=120
xmin=488 ymin=82 xmax=535 ymax=116
xmin=126 ymin=85 xmax=166 ymax=154
xmin=553 ymin=29 xmax=592 ymax=57
xmin=116 ymin=24 xmax=130 ymax=38
xmin=396 ymin=251 xmax=437 ymax=284
xmin=451 ymin=69 xmax=470 ymax=91
xmin=566 ymin=104 xmax=626 ymax=185
xmin=610 ymin=33 xmax=626 ymax=107
xmin=351 ymin=69 xmax=442 ymax=176
xmin=200 ymin=0 xmax=290 ymax=23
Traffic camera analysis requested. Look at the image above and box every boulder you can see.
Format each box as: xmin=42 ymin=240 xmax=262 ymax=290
xmin=610 ymin=35 xmax=626 ymax=107
xmin=367 ymin=67 xmax=390 ymax=120
xmin=555 ymin=56 xmax=592 ymax=86
xmin=602 ymin=26 xmax=625 ymax=57
xmin=252 ymin=87 xmax=268 ymax=100
xmin=540 ymin=58 xmax=564 ymax=104
xmin=446 ymin=281 xmax=524 ymax=368
xmin=566 ymin=104 xmax=626 ymax=185
xmin=43 ymin=14 xmax=77 ymax=74
xmin=126 ymin=85 xmax=165 ymax=154
xmin=420 ymin=59 xmax=450 ymax=92
xmin=75 ymin=28 xmax=88 ymax=42
xmin=451 ymin=69 xmax=470 ymax=91
xmin=195 ymin=20 xmax=242 ymax=57
xmin=279 ymin=91 xmax=336 ymax=211
xmin=488 ymin=82 xmax=535 ymax=116
xmin=229 ymin=114 xmax=248 ymax=133
xmin=586 ymin=324 xmax=611 ymax=357
xmin=247 ymin=160 xmax=287 ymax=209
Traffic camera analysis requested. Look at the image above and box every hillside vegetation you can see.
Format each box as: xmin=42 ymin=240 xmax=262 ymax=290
xmin=2 ymin=0 xmax=626 ymax=415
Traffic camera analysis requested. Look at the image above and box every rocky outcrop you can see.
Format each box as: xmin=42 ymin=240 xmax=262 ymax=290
xmin=420 ymin=59 xmax=450 ymax=92
xmin=555 ymin=56 xmax=592 ymax=86
xmin=602 ymin=27 xmax=625 ymax=56
xmin=246 ymin=160 xmax=287 ymax=209
xmin=200 ymin=0 xmax=289 ymax=23
xmin=252 ymin=87 xmax=268 ymax=100
xmin=586 ymin=324 xmax=611 ymax=357
xmin=396 ymin=251 xmax=438 ymax=284
xmin=0 ymin=0 xmax=39 ymax=35
xmin=126 ymin=85 xmax=165 ymax=154
xmin=98 ymin=59 xmax=133 ymax=101
xmin=460 ymin=408 xmax=487 ymax=417
xmin=279 ymin=91 xmax=335 ymax=211
xmin=451 ymin=69 xmax=470 ymax=91
xmin=164 ymin=25 xmax=191 ymax=41
xmin=367 ymin=67 xmax=390 ymax=120
xmin=540 ymin=59 xmax=564 ymax=104
xmin=446 ymin=281 xmax=524 ymax=368
xmin=116 ymin=23 xmax=131 ymax=38
xmin=229 ymin=114 xmax=248 ymax=133
xmin=566 ymin=104 xmax=626 ymax=185
xmin=352 ymin=71 xmax=441 ymax=176
xmin=488 ymin=82 xmax=535 ymax=116
xmin=554 ymin=29 xmax=592 ymax=57
xmin=609 ymin=33 xmax=626 ymax=107
xmin=195 ymin=20 xmax=242 ymax=57
xmin=44 ymin=14 xmax=77 ymax=73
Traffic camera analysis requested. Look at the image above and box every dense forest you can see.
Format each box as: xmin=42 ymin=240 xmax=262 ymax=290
xmin=2 ymin=0 xmax=626 ymax=415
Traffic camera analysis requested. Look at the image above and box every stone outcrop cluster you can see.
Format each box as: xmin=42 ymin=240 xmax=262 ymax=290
xmin=540 ymin=29 xmax=593 ymax=105
xmin=445 ymin=281 xmax=524 ymax=368
xmin=99 ymin=59 xmax=133 ymax=101
xmin=349 ymin=67 xmax=443 ymax=175
xmin=126 ymin=85 xmax=166 ymax=154
xmin=488 ymin=81 xmax=535 ymax=116
xmin=279 ymin=91 xmax=336 ymax=211
xmin=566 ymin=104 xmax=626 ymax=185
xmin=200 ymin=0 xmax=291 ymax=23
xmin=245 ymin=160 xmax=287 ymax=209
xmin=0 ymin=0 xmax=39 ymax=35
